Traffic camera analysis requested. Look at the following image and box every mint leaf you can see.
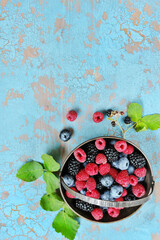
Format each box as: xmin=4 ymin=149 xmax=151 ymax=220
xmin=16 ymin=161 xmax=43 ymax=182
xmin=142 ymin=114 xmax=160 ymax=130
xmin=134 ymin=122 xmax=148 ymax=132
xmin=40 ymin=193 xmax=64 ymax=211
xmin=64 ymin=204 xmax=78 ymax=218
xmin=127 ymin=103 xmax=143 ymax=122
xmin=52 ymin=211 xmax=79 ymax=240
xmin=41 ymin=154 xmax=60 ymax=172
xmin=43 ymin=172 xmax=59 ymax=194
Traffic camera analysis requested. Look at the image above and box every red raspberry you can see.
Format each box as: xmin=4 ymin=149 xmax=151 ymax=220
xmin=132 ymin=183 xmax=145 ymax=198
xmin=85 ymin=163 xmax=98 ymax=176
xmin=114 ymin=140 xmax=127 ymax=152
xmin=86 ymin=177 xmax=96 ymax=191
xmin=116 ymin=170 xmax=130 ymax=187
xmin=66 ymin=110 xmax=77 ymax=121
xmin=75 ymin=180 xmax=86 ymax=191
xmin=109 ymin=168 xmax=118 ymax=179
xmin=76 ymin=169 xmax=89 ymax=181
xmin=115 ymin=197 xmax=124 ymax=209
xmin=96 ymin=153 xmax=107 ymax=164
xmin=74 ymin=148 xmax=86 ymax=163
xmin=65 ymin=187 xmax=77 ymax=199
xmin=134 ymin=167 xmax=146 ymax=178
xmin=123 ymin=144 xmax=134 ymax=155
xmin=86 ymin=189 xmax=100 ymax=199
xmin=95 ymin=138 xmax=106 ymax=150
xmin=93 ymin=112 xmax=104 ymax=123
xmin=108 ymin=208 xmax=120 ymax=218
xmin=91 ymin=208 xmax=103 ymax=220
xmin=121 ymin=188 xmax=127 ymax=197
xmin=129 ymin=175 xmax=138 ymax=186
xmin=99 ymin=163 xmax=110 ymax=176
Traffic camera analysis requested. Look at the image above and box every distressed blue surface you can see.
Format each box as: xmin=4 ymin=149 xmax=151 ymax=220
xmin=0 ymin=0 xmax=160 ymax=239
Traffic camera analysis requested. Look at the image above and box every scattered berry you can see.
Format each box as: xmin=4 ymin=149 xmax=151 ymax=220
xmin=110 ymin=185 xmax=123 ymax=199
xmin=96 ymin=153 xmax=107 ymax=164
xmin=59 ymin=129 xmax=71 ymax=142
xmin=75 ymin=180 xmax=86 ymax=191
xmin=129 ymin=175 xmax=138 ymax=186
xmin=121 ymin=188 xmax=127 ymax=197
xmin=100 ymin=175 xmax=114 ymax=187
xmin=86 ymin=189 xmax=100 ymax=199
xmin=127 ymin=165 xmax=135 ymax=175
xmin=124 ymin=193 xmax=136 ymax=201
xmin=109 ymin=168 xmax=118 ymax=179
xmin=118 ymin=157 xmax=129 ymax=170
xmin=93 ymin=112 xmax=104 ymax=123
xmin=74 ymin=148 xmax=86 ymax=163
xmin=86 ymin=177 xmax=96 ymax=191
xmin=111 ymin=121 xmax=116 ymax=127
xmin=91 ymin=208 xmax=103 ymax=220
xmin=75 ymin=200 xmax=94 ymax=212
xmin=134 ymin=167 xmax=147 ymax=178
xmin=63 ymin=174 xmax=75 ymax=187
xmin=76 ymin=169 xmax=89 ymax=181
xmin=85 ymin=163 xmax=98 ymax=176
xmin=123 ymin=144 xmax=134 ymax=155
xmin=124 ymin=116 xmax=132 ymax=124
xmin=120 ymin=111 xmax=124 ymax=115
xmin=114 ymin=141 xmax=127 ymax=152
xmin=108 ymin=208 xmax=120 ymax=218
xmin=100 ymin=190 xmax=110 ymax=200
xmin=68 ymin=157 xmax=81 ymax=176
xmin=66 ymin=187 xmax=77 ymax=198
xmin=106 ymin=109 xmax=113 ymax=117
xmin=104 ymin=146 xmax=119 ymax=162
xmin=115 ymin=197 xmax=124 ymax=209
xmin=132 ymin=184 xmax=145 ymax=198
xmin=116 ymin=170 xmax=130 ymax=187
xmin=128 ymin=152 xmax=146 ymax=168
xmin=99 ymin=163 xmax=111 ymax=176
xmin=66 ymin=110 xmax=77 ymax=121
xmin=95 ymin=138 xmax=106 ymax=150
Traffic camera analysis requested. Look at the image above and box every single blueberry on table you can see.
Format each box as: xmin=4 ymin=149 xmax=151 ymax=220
xmin=59 ymin=129 xmax=71 ymax=142
xmin=118 ymin=157 xmax=129 ymax=170
xmin=63 ymin=174 xmax=75 ymax=187
xmin=110 ymin=185 xmax=123 ymax=198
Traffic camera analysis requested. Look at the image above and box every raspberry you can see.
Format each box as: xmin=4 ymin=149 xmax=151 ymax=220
xmin=99 ymin=163 xmax=110 ymax=176
xmin=76 ymin=169 xmax=89 ymax=181
xmin=104 ymin=146 xmax=119 ymax=162
xmin=86 ymin=189 xmax=100 ymax=199
xmin=108 ymin=208 xmax=120 ymax=218
xmin=115 ymin=197 xmax=124 ymax=209
xmin=121 ymin=188 xmax=127 ymax=197
xmin=66 ymin=110 xmax=77 ymax=121
xmin=65 ymin=187 xmax=77 ymax=199
xmin=132 ymin=183 xmax=145 ymax=198
xmin=129 ymin=175 xmax=138 ymax=186
xmin=85 ymin=163 xmax=98 ymax=176
xmin=116 ymin=170 xmax=130 ymax=187
xmin=93 ymin=112 xmax=104 ymax=123
xmin=96 ymin=153 xmax=107 ymax=164
xmin=134 ymin=167 xmax=146 ymax=178
xmin=91 ymin=208 xmax=103 ymax=220
xmin=95 ymin=138 xmax=106 ymax=150
xmin=114 ymin=140 xmax=127 ymax=152
xmin=109 ymin=168 xmax=118 ymax=179
xmin=75 ymin=200 xmax=94 ymax=212
xmin=128 ymin=152 xmax=146 ymax=168
xmin=74 ymin=148 xmax=86 ymax=163
xmin=68 ymin=157 xmax=81 ymax=176
xmin=86 ymin=177 xmax=96 ymax=191
xmin=123 ymin=144 xmax=134 ymax=155
xmin=75 ymin=180 xmax=86 ymax=191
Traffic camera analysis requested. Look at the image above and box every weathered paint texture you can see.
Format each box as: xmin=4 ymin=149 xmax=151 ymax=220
xmin=0 ymin=0 xmax=160 ymax=239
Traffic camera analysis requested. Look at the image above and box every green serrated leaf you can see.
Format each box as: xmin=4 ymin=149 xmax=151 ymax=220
xmin=16 ymin=161 xmax=43 ymax=182
xmin=40 ymin=193 xmax=64 ymax=211
xmin=64 ymin=204 xmax=77 ymax=218
xmin=142 ymin=114 xmax=160 ymax=130
xmin=52 ymin=211 xmax=79 ymax=240
xmin=43 ymin=172 xmax=59 ymax=194
xmin=41 ymin=154 xmax=60 ymax=172
xmin=127 ymin=103 xmax=143 ymax=122
xmin=134 ymin=122 xmax=148 ymax=132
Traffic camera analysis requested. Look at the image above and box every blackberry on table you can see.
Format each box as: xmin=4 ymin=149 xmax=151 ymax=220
xmin=111 ymin=121 xmax=116 ymax=127
xmin=106 ymin=109 xmax=113 ymax=117
xmin=104 ymin=146 xmax=119 ymax=162
xmin=85 ymin=143 xmax=98 ymax=163
xmin=124 ymin=116 xmax=132 ymax=124
xmin=75 ymin=199 xmax=94 ymax=212
xmin=128 ymin=152 xmax=146 ymax=168
xmin=124 ymin=193 xmax=136 ymax=201
xmin=68 ymin=157 xmax=81 ymax=176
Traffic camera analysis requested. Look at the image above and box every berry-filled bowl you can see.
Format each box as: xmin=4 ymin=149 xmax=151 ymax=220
xmin=59 ymin=136 xmax=154 ymax=223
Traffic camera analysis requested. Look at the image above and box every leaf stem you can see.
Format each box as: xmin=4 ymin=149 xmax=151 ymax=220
xmin=125 ymin=123 xmax=137 ymax=134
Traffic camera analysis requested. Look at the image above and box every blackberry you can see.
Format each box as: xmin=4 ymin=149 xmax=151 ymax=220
xmin=96 ymin=182 xmax=104 ymax=191
xmin=85 ymin=143 xmax=98 ymax=163
xmin=106 ymin=109 xmax=113 ymax=117
xmin=111 ymin=121 xmax=116 ymax=127
xmin=75 ymin=199 xmax=94 ymax=212
xmin=104 ymin=146 xmax=119 ymax=162
xmin=124 ymin=193 xmax=136 ymax=201
xmin=124 ymin=116 xmax=132 ymax=124
xmin=128 ymin=152 xmax=146 ymax=168
xmin=68 ymin=157 xmax=81 ymax=176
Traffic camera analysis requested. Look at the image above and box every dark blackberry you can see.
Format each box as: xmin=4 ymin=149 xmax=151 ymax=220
xmin=85 ymin=143 xmax=98 ymax=163
xmin=104 ymin=146 xmax=119 ymax=162
xmin=75 ymin=199 xmax=94 ymax=212
xmin=128 ymin=152 xmax=146 ymax=168
xmin=124 ymin=116 xmax=132 ymax=124
xmin=124 ymin=193 xmax=136 ymax=201
xmin=106 ymin=109 xmax=113 ymax=117
xmin=96 ymin=182 xmax=104 ymax=191
xmin=68 ymin=157 xmax=81 ymax=176
xmin=111 ymin=121 xmax=116 ymax=127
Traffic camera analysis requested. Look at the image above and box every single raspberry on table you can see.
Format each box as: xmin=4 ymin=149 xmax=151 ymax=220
xmin=134 ymin=167 xmax=147 ymax=178
xmin=121 ymin=188 xmax=127 ymax=197
xmin=86 ymin=189 xmax=100 ymax=199
xmin=123 ymin=144 xmax=134 ymax=155
xmin=85 ymin=163 xmax=98 ymax=176
xmin=66 ymin=187 xmax=77 ymax=199
xmin=66 ymin=110 xmax=77 ymax=121
xmin=132 ymin=183 xmax=145 ymax=198
xmin=91 ymin=208 xmax=103 ymax=220
xmin=109 ymin=168 xmax=118 ymax=179
xmin=86 ymin=177 xmax=96 ymax=191
xmin=99 ymin=163 xmax=111 ymax=176
xmin=116 ymin=170 xmax=130 ymax=187
xmin=93 ymin=112 xmax=104 ymax=123
xmin=129 ymin=175 xmax=138 ymax=186
xmin=95 ymin=138 xmax=106 ymax=150
xmin=75 ymin=180 xmax=86 ymax=191
xmin=74 ymin=148 xmax=86 ymax=163
xmin=76 ymin=169 xmax=89 ymax=181
xmin=114 ymin=140 xmax=127 ymax=152
xmin=115 ymin=197 xmax=124 ymax=209
xmin=108 ymin=207 xmax=120 ymax=218
xmin=96 ymin=153 xmax=107 ymax=164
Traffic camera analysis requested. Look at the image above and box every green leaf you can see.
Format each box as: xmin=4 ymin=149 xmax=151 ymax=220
xmin=142 ymin=114 xmax=160 ymax=130
xmin=64 ymin=204 xmax=77 ymax=218
xmin=40 ymin=193 xmax=64 ymax=211
xmin=43 ymin=172 xmax=59 ymax=194
xmin=134 ymin=122 xmax=148 ymax=132
xmin=127 ymin=103 xmax=143 ymax=122
xmin=52 ymin=211 xmax=79 ymax=240
xmin=41 ymin=154 xmax=60 ymax=172
xmin=16 ymin=161 xmax=43 ymax=182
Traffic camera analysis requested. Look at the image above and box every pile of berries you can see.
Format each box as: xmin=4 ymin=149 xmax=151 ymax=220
xmin=63 ymin=138 xmax=147 ymax=221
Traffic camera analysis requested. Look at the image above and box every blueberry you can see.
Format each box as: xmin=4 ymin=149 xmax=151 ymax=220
xmin=119 ymin=152 xmax=127 ymax=158
xmin=109 ymin=196 xmax=116 ymax=201
xmin=110 ymin=185 xmax=123 ymax=198
xmin=125 ymin=184 xmax=131 ymax=189
xmin=128 ymin=165 xmax=135 ymax=175
xmin=101 ymin=190 xmax=110 ymax=200
xmin=83 ymin=162 xmax=87 ymax=167
xmin=138 ymin=176 xmax=145 ymax=182
xmin=100 ymin=175 xmax=114 ymax=187
xmin=112 ymin=160 xmax=119 ymax=169
xmin=63 ymin=174 xmax=74 ymax=187
xmin=59 ymin=129 xmax=71 ymax=142
xmin=118 ymin=157 xmax=129 ymax=170
xmin=110 ymin=140 xmax=117 ymax=145
xmin=80 ymin=188 xmax=87 ymax=195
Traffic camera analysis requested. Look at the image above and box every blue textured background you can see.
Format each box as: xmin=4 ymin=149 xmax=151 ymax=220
xmin=0 ymin=0 xmax=160 ymax=239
